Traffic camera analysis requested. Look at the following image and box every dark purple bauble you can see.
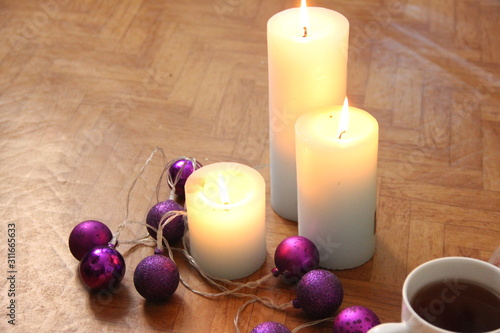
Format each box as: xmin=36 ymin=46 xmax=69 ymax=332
xmin=292 ymin=269 xmax=344 ymax=319
xmin=133 ymin=252 xmax=180 ymax=301
xmin=79 ymin=245 xmax=126 ymax=291
xmin=272 ymin=236 xmax=320 ymax=283
xmin=250 ymin=322 xmax=292 ymax=333
xmin=167 ymin=158 xmax=202 ymax=197
xmin=146 ymin=200 xmax=185 ymax=244
xmin=333 ymin=306 xmax=381 ymax=333
xmin=69 ymin=220 xmax=113 ymax=260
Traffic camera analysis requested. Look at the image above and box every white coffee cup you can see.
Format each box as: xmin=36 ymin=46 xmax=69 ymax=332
xmin=368 ymin=256 xmax=500 ymax=333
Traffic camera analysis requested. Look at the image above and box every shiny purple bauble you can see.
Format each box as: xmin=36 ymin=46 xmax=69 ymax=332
xmin=79 ymin=245 xmax=126 ymax=291
xmin=167 ymin=158 xmax=202 ymax=197
xmin=272 ymin=236 xmax=320 ymax=283
xmin=250 ymin=322 xmax=291 ymax=333
xmin=134 ymin=251 xmax=180 ymax=302
xmin=69 ymin=220 xmax=113 ymax=260
xmin=293 ymin=269 xmax=344 ymax=319
xmin=146 ymin=200 xmax=185 ymax=244
xmin=333 ymin=306 xmax=381 ymax=333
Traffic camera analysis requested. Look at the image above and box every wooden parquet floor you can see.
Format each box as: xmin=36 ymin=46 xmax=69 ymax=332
xmin=0 ymin=0 xmax=499 ymax=332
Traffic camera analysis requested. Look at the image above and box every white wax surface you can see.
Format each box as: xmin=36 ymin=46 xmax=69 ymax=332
xmin=185 ymin=162 xmax=267 ymax=280
xmin=267 ymin=7 xmax=349 ymax=221
xmin=295 ymin=106 xmax=378 ymax=269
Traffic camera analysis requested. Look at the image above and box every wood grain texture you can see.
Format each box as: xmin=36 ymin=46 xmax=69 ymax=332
xmin=0 ymin=0 xmax=499 ymax=332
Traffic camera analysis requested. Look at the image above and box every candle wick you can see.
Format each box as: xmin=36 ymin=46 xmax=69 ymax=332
xmin=338 ymin=130 xmax=346 ymax=139
xmin=302 ymin=26 xmax=307 ymax=37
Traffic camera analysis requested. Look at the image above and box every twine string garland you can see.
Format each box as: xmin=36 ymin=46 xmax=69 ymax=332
xmin=234 ymin=298 xmax=335 ymax=333
xmin=110 ymin=147 xmax=167 ymax=246
xmin=234 ymin=298 xmax=293 ymax=333
xmin=127 ymin=146 xmax=167 ymax=223
xmin=109 ymin=148 xmax=192 ymax=246
xmin=107 ymin=147 xmax=338 ymax=333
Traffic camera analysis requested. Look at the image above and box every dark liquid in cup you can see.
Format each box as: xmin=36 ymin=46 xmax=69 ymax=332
xmin=411 ymin=278 xmax=500 ymax=332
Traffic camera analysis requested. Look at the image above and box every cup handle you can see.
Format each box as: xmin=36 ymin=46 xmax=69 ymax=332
xmin=368 ymin=323 xmax=408 ymax=333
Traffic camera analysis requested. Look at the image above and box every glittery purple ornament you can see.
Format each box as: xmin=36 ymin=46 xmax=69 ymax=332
xmin=292 ymin=269 xmax=344 ymax=319
xmin=69 ymin=220 xmax=113 ymax=260
xmin=146 ymin=200 xmax=185 ymax=244
xmin=79 ymin=244 xmax=126 ymax=291
xmin=272 ymin=236 xmax=320 ymax=283
xmin=168 ymin=158 xmax=202 ymax=198
xmin=333 ymin=306 xmax=381 ymax=333
xmin=133 ymin=249 xmax=180 ymax=302
xmin=250 ymin=322 xmax=291 ymax=333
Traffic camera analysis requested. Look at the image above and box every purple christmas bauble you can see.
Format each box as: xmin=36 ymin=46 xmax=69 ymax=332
xmin=146 ymin=200 xmax=185 ymax=244
xmin=292 ymin=269 xmax=344 ymax=319
xmin=250 ymin=322 xmax=291 ymax=333
xmin=168 ymin=158 xmax=202 ymax=197
xmin=272 ymin=236 xmax=320 ymax=283
xmin=69 ymin=220 xmax=113 ymax=260
xmin=133 ymin=251 xmax=180 ymax=301
xmin=333 ymin=306 xmax=381 ymax=333
xmin=79 ymin=245 xmax=126 ymax=291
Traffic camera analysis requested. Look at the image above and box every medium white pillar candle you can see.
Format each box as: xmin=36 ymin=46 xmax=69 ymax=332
xmin=295 ymin=100 xmax=378 ymax=269
xmin=184 ymin=162 xmax=267 ymax=280
xmin=267 ymin=3 xmax=349 ymax=221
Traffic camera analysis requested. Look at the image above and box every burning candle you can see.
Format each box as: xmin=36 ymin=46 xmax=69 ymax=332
xmin=184 ymin=162 xmax=266 ymax=280
xmin=295 ymin=99 xmax=379 ymax=269
xmin=267 ymin=1 xmax=349 ymax=221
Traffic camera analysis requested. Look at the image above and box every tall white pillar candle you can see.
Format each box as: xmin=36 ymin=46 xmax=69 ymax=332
xmin=295 ymin=101 xmax=378 ymax=269
xmin=267 ymin=4 xmax=349 ymax=221
xmin=184 ymin=162 xmax=267 ymax=280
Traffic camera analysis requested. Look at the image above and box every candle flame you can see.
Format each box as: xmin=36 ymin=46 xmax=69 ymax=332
xmin=300 ymin=0 xmax=309 ymax=37
xmin=218 ymin=174 xmax=230 ymax=204
xmin=337 ymin=97 xmax=349 ymax=139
